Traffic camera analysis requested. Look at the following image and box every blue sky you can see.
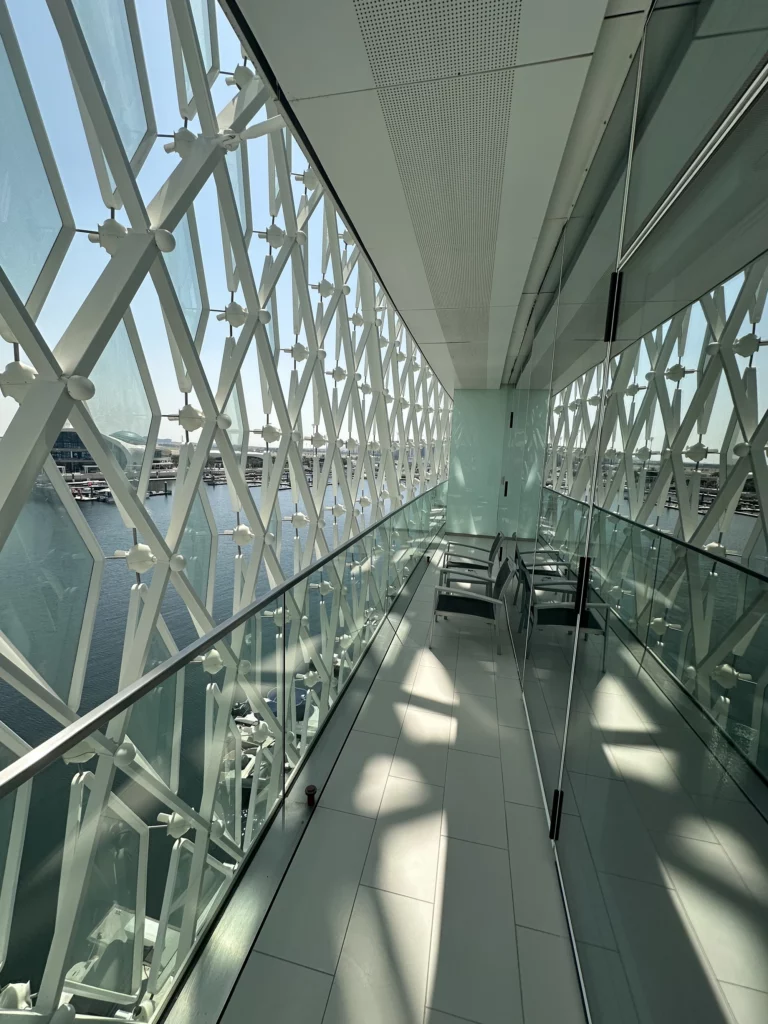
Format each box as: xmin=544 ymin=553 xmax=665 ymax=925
xmin=0 ymin=0 xmax=347 ymax=442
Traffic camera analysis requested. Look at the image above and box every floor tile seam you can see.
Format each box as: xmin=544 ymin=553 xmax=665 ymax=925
xmin=553 ymin=796 xmax=641 ymax=963
xmin=499 ymin=723 xmax=531 ymax=736
xmin=501 ymin=745 xmax=526 ymax=1011
xmin=641 ymin=816 xmax=722 ymax=845
xmin=357 ymin=881 xmax=435 ymax=907
xmin=571 ymin=754 xmax=724 ymax=850
xmin=648 ymin=828 xmax=758 ymax=899
xmin=423 ymin=829 xmax=445 ymax=1024
xmin=615 ymin=855 xmax=745 ymax=997
xmin=250 ymin=948 xmax=336 ymax=979
xmin=371 ymin=673 xmax=418 ymax=693
xmin=389 ymin=766 xmax=449 ymax=786
xmin=515 ymin=920 xmax=571 ymax=942
xmin=654 ymin=742 xmax=754 ymax=812
xmin=386 ymin=660 xmax=454 ymax=789
xmin=597 ymin=867 xmax=676 ymax=893
xmin=718 ymin=979 xmax=768 ymax=996
xmin=352 ymin=725 xmax=407 ymax=743
xmin=402 ymin=697 xmax=458 ymax=723
xmin=453 ymin=684 xmax=498 ymax=699
xmin=316 ymin=801 xmax=384 ymax=823
xmin=439 ymin=827 xmax=508 ymax=852
xmin=422 ymin=1002 xmax=485 ymax=1024
xmin=325 ymin=809 xmax=382 ymax=979
xmin=449 ymin=743 xmax=501 ymax=762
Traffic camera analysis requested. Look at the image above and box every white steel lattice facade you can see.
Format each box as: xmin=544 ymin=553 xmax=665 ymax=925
xmin=0 ymin=0 xmax=450 ymax=1014
xmin=546 ymin=253 xmax=768 ymax=567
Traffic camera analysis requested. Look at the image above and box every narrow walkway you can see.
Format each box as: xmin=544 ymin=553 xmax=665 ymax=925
xmin=221 ymin=540 xmax=585 ymax=1024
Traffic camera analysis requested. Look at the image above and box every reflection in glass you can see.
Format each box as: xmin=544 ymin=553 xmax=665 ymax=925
xmin=0 ymin=26 xmax=61 ymax=301
xmin=0 ymin=476 xmax=94 ymax=703
xmin=64 ymin=787 xmax=144 ymax=1003
xmin=125 ymin=629 xmax=181 ymax=789
xmin=88 ymin=321 xmax=153 ymax=489
xmin=624 ymin=0 xmax=768 ymax=246
xmin=163 ymin=212 xmax=203 ymax=341
xmin=178 ymin=493 xmax=212 ymax=605
xmin=71 ymin=0 xmax=147 ymax=162
xmin=226 ymin=147 xmax=247 ymax=233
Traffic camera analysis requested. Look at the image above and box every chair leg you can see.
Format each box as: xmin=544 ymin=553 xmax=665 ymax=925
xmin=602 ymin=609 xmax=610 ymax=671
xmin=496 ymin=619 xmax=502 ymax=656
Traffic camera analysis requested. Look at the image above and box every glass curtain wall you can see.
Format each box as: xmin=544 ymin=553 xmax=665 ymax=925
xmin=514 ymin=3 xmax=768 ymax=1022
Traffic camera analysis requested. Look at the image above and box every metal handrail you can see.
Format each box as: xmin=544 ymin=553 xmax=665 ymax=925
xmin=0 ymin=482 xmax=445 ymax=800
xmin=542 ymin=486 xmax=768 ymax=586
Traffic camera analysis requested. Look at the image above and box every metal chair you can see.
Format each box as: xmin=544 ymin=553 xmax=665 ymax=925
xmin=442 ymin=532 xmax=503 ymax=576
xmin=517 ymin=563 xmax=610 ymax=669
xmin=511 ymin=542 xmax=574 ymax=606
xmin=429 ymin=556 xmax=514 ymax=654
xmin=437 ymin=565 xmax=494 ymax=599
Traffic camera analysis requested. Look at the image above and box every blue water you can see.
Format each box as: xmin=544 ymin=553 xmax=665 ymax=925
xmin=77 ymin=481 xmax=376 ymax=714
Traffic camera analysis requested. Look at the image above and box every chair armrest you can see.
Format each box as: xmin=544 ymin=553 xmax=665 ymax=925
xmin=533 ymin=580 xmax=577 ymax=590
xmin=435 ymin=586 xmax=502 ymax=606
xmin=444 ymin=556 xmax=490 ymax=570
xmin=439 ymin=569 xmax=492 ymax=584
xmin=446 ymin=541 xmax=492 ymax=556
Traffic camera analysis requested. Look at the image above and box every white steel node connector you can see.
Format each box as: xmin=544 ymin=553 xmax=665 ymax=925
xmin=64 ymin=375 xmax=96 ymax=400
xmin=0 ymin=360 xmax=36 ymax=401
xmin=217 ymin=301 xmax=248 ymax=328
xmin=253 ymin=422 xmax=282 ymax=445
xmin=88 ymin=218 xmax=127 ymax=254
xmin=225 ymin=523 xmax=255 ymax=546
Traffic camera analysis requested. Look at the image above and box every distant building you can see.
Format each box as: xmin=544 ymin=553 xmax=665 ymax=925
xmin=51 ymin=427 xmax=177 ymax=476
xmin=51 ymin=427 xmax=95 ymax=473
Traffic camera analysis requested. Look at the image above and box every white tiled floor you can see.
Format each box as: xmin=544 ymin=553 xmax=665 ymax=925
xmin=511 ymin=598 xmax=768 ymax=1024
xmin=223 ymin=541 xmax=585 ymax=1024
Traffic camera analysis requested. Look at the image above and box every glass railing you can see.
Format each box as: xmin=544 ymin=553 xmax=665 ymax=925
xmin=0 ymin=482 xmax=447 ymax=1021
xmin=538 ymin=486 xmax=768 ymax=781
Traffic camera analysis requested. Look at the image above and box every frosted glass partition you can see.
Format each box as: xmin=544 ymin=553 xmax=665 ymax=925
xmin=498 ymin=388 xmax=548 ymax=540
xmin=446 ymin=387 xmax=548 ymax=539
xmin=446 ymin=388 xmax=506 ymax=535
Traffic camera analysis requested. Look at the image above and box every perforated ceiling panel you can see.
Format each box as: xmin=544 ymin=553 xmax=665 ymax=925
xmin=354 ymin=0 xmax=523 ymax=383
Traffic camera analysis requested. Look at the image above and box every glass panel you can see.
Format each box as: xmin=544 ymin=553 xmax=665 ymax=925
xmin=624 ymin=0 xmax=768 ymax=247
xmin=0 ymin=472 xmax=94 ymax=705
xmin=0 ymin=23 xmax=61 ymax=301
xmin=178 ymin=493 xmax=212 ymax=606
xmin=125 ymin=629 xmax=182 ymax=790
xmin=190 ymin=0 xmax=213 ymax=71
xmin=0 ymin=586 xmax=287 ymax=1011
xmin=163 ymin=212 xmax=203 ymax=341
xmin=71 ymin=0 xmax=147 ymax=162
xmin=88 ymin=320 xmax=152 ymax=490
xmin=63 ymin=784 xmax=143 ymax=1001
xmin=177 ymin=0 xmax=216 ymax=110
xmin=0 ymin=487 xmax=449 ymax=1014
xmin=520 ymin=50 xmax=642 ymax=1024
xmin=226 ymin=147 xmax=246 ymax=234
xmin=446 ymin=389 xmax=506 ymax=535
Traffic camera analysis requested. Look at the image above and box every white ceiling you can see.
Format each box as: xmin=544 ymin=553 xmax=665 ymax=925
xmin=234 ymin=0 xmax=648 ymax=393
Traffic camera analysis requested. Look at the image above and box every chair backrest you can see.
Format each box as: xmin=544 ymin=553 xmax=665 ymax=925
xmin=517 ymin=562 xmax=535 ymax=609
xmin=486 ymin=532 xmax=503 ymax=564
xmin=513 ymin=542 xmax=524 ymax=569
xmin=493 ymin=557 xmax=513 ymax=600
